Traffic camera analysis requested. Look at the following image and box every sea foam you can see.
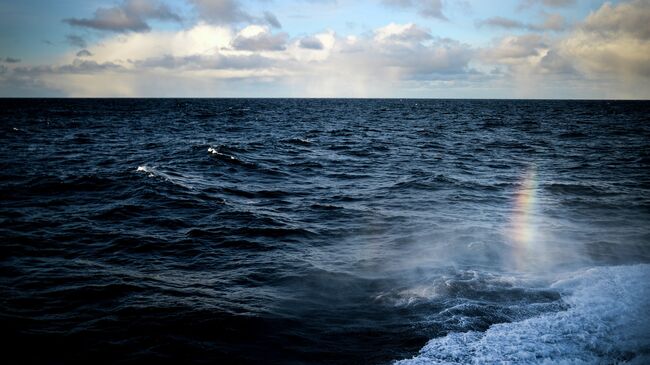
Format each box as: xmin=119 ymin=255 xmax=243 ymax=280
xmin=395 ymin=264 xmax=650 ymax=365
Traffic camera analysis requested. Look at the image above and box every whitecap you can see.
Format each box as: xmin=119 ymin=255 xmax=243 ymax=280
xmin=208 ymin=147 xmax=235 ymax=160
xmin=395 ymin=264 xmax=650 ymax=365
xmin=136 ymin=165 xmax=155 ymax=177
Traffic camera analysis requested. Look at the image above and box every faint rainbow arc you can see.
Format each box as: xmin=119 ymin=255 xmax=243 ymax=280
xmin=510 ymin=166 xmax=538 ymax=270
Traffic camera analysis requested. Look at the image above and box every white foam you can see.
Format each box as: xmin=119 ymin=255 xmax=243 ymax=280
xmin=208 ymin=147 xmax=234 ymax=159
xmin=395 ymin=264 xmax=650 ymax=365
xmin=136 ymin=165 xmax=155 ymax=177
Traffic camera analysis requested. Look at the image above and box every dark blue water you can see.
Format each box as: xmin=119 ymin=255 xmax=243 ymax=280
xmin=1 ymin=99 xmax=649 ymax=364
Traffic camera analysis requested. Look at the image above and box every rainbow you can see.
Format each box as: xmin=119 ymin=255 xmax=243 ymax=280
xmin=509 ymin=166 xmax=539 ymax=270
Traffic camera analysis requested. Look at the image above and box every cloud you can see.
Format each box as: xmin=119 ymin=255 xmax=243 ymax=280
xmin=374 ymin=23 xmax=432 ymax=44
xmin=189 ymin=0 xmax=252 ymax=24
xmin=477 ymin=13 xmax=567 ymax=31
xmin=478 ymin=17 xmax=526 ymax=30
xmin=519 ymin=0 xmax=575 ymax=9
xmin=14 ymin=60 xmax=123 ymax=75
xmin=66 ymin=34 xmax=87 ymax=48
xmin=189 ymin=0 xmax=282 ymax=29
xmin=1 ymin=59 xmax=125 ymax=96
xmin=476 ymin=0 xmax=650 ymax=98
xmin=338 ymin=24 xmax=473 ymax=79
xmin=58 ymin=59 xmax=123 ymax=73
xmin=1 ymin=21 xmax=475 ymax=97
xmin=76 ymin=49 xmax=93 ymax=57
xmin=582 ymin=0 xmax=650 ymax=40
xmin=299 ymin=36 xmax=324 ymax=50
xmin=483 ymin=34 xmax=548 ymax=61
xmin=4 ymin=57 xmax=21 ymax=63
xmin=135 ymin=53 xmax=278 ymax=70
xmin=231 ymin=26 xmax=288 ymax=51
xmin=263 ymin=11 xmax=282 ymax=29
xmin=538 ymin=49 xmax=575 ymax=74
xmin=381 ymin=0 xmax=447 ymax=20
xmin=63 ymin=0 xmax=181 ymax=33
xmin=8 ymin=0 xmax=649 ymax=99
xmin=558 ymin=0 xmax=650 ymax=78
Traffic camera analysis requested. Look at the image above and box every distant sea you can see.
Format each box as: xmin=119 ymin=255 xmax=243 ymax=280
xmin=1 ymin=99 xmax=649 ymax=364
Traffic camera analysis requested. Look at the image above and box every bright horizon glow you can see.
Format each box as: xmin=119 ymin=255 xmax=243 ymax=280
xmin=1 ymin=0 xmax=649 ymax=98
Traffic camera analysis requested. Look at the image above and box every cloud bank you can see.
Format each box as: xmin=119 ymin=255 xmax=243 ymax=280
xmin=1 ymin=0 xmax=648 ymax=98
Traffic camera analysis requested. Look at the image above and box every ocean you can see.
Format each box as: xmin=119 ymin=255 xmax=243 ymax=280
xmin=1 ymin=98 xmax=649 ymax=364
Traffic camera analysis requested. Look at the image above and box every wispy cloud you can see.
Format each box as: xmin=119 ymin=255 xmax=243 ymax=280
xmin=76 ymin=49 xmax=93 ymax=57
xmin=519 ymin=0 xmax=576 ymax=10
xmin=380 ymin=0 xmax=447 ymax=21
xmin=477 ymin=13 xmax=567 ymax=32
xmin=66 ymin=34 xmax=87 ymax=48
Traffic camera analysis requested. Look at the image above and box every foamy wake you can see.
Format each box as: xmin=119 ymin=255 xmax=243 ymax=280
xmin=395 ymin=264 xmax=650 ymax=365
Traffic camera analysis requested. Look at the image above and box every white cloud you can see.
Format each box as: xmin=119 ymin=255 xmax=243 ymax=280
xmin=231 ymin=25 xmax=288 ymax=51
xmin=3 ymin=0 xmax=649 ymax=98
xmin=475 ymin=0 xmax=650 ymax=98
xmin=2 ymin=20 xmax=475 ymax=97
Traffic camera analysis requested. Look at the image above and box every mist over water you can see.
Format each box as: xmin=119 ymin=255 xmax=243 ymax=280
xmin=1 ymin=99 xmax=649 ymax=364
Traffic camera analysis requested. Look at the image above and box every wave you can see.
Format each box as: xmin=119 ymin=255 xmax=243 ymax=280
xmin=282 ymin=137 xmax=313 ymax=146
xmin=395 ymin=264 xmax=650 ymax=364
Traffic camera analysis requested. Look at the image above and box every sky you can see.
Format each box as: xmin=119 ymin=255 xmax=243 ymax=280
xmin=0 ymin=0 xmax=648 ymax=98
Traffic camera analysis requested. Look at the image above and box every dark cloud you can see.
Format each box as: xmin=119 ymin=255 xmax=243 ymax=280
xmin=380 ymin=23 xmax=432 ymax=43
xmin=381 ymin=0 xmax=447 ymax=20
xmin=231 ymin=31 xmax=288 ymax=51
xmin=189 ymin=0 xmax=282 ymax=28
xmin=539 ymin=49 xmax=575 ymax=74
xmin=66 ymin=34 xmax=87 ymax=48
xmin=478 ymin=17 xmax=526 ymax=30
xmin=63 ymin=0 xmax=181 ymax=33
xmin=4 ymin=57 xmax=21 ymax=63
xmin=188 ymin=0 xmax=252 ymax=24
xmin=12 ymin=60 xmax=123 ymax=76
xmin=519 ymin=0 xmax=575 ymax=9
xmin=263 ymin=11 xmax=281 ymax=29
xmin=76 ymin=49 xmax=93 ymax=57
xmin=477 ymin=14 xmax=566 ymax=31
xmin=299 ymin=36 xmax=324 ymax=50
xmin=59 ymin=60 xmax=123 ymax=73
xmin=135 ymin=53 xmax=277 ymax=70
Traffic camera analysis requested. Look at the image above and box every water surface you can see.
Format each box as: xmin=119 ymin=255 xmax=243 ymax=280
xmin=1 ymin=99 xmax=649 ymax=364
